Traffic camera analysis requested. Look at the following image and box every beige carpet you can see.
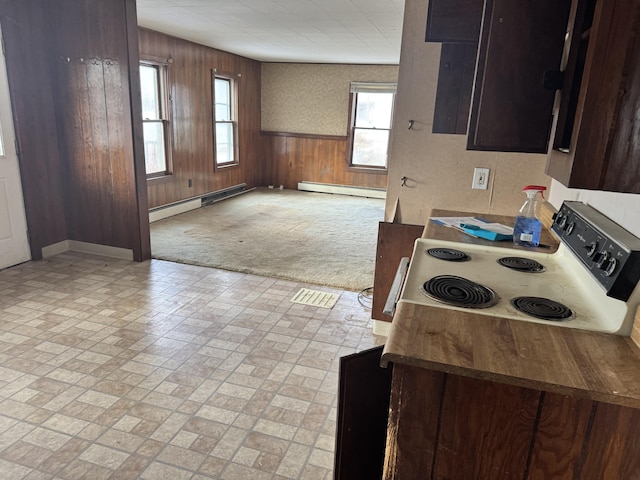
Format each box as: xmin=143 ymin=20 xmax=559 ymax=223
xmin=150 ymin=188 xmax=385 ymax=291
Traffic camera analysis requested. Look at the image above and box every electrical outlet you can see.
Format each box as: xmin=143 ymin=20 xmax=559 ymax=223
xmin=188 ymin=179 xmax=193 ymax=187
xmin=472 ymin=167 xmax=490 ymax=190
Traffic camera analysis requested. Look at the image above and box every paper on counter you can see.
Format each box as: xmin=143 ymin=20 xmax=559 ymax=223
xmin=430 ymin=216 xmax=514 ymax=234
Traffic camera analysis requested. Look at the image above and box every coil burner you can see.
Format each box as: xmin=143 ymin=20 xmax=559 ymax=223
xmin=426 ymin=248 xmax=470 ymax=262
xmin=510 ymin=296 xmax=573 ymax=321
xmin=497 ymin=257 xmax=545 ymax=272
xmin=421 ymin=275 xmax=498 ymax=308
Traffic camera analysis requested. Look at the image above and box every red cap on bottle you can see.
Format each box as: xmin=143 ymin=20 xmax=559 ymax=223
xmin=522 ymin=185 xmax=546 ymax=199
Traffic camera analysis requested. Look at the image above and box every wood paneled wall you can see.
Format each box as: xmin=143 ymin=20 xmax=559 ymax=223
xmin=1 ymin=0 xmax=150 ymax=260
xmin=139 ymin=29 xmax=263 ymax=209
xmin=55 ymin=0 xmax=150 ymax=259
xmin=262 ymin=133 xmax=388 ymax=190
xmin=0 ymin=0 xmax=69 ymax=259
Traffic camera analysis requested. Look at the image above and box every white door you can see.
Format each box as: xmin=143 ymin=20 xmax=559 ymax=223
xmin=0 ymin=26 xmax=31 ymax=269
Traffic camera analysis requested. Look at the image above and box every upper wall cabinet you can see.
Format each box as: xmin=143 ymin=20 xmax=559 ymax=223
xmin=466 ymin=0 xmax=571 ymax=153
xmin=427 ymin=0 xmax=483 ymax=135
xmin=546 ymin=0 xmax=640 ymax=193
xmin=426 ymin=0 xmax=484 ymax=43
xmin=428 ymin=0 xmax=640 ymax=193
xmin=427 ymin=0 xmax=571 ymax=147
xmin=432 ymin=44 xmax=478 ymax=134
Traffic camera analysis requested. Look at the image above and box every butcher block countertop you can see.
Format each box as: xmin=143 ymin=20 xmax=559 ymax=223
xmin=381 ymin=209 xmax=640 ymax=408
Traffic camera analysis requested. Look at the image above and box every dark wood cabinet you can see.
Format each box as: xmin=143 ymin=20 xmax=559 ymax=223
xmin=384 ymin=364 xmax=640 ymax=480
xmin=425 ymin=0 xmax=484 ymax=44
xmin=334 ymin=346 xmax=392 ymax=480
xmin=546 ymin=0 xmax=640 ymax=193
xmin=432 ymin=43 xmax=477 ymax=135
xmin=428 ymin=0 xmax=572 ymax=146
xmin=467 ymin=0 xmax=571 ymax=153
xmin=428 ymin=0 xmax=640 ymax=192
xmin=427 ymin=0 xmax=483 ymax=135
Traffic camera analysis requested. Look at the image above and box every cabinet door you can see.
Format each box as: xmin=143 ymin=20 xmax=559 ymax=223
xmin=467 ymin=0 xmax=571 ymax=153
xmin=433 ymin=43 xmax=478 ymax=134
xmin=334 ymin=346 xmax=393 ymax=480
xmin=579 ymin=402 xmax=640 ymax=477
xmin=435 ymin=375 xmax=540 ymax=479
xmin=426 ymin=0 xmax=484 ymax=43
xmin=546 ymin=0 xmax=640 ymax=193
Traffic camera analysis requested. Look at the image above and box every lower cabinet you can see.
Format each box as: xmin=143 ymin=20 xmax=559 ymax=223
xmin=384 ymin=364 xmax=640 ymax=479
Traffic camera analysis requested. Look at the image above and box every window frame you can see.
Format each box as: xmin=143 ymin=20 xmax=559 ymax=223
xmin=139 ymin=58 xmax=173 ymax=179
xmin=347 ymin=82 xmax=397 ymax=171
xmin=212 ymin=71 xmax=239 ymax=169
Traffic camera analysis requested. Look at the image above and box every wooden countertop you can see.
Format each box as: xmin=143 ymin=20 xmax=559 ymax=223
xmin=420 ymin=209 xmax=559 ymax=252
xmin=381 ymin=209 xmax=640 ymax=408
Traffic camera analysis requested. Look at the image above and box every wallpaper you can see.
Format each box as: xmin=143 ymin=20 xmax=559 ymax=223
xmin=261 ymin=63 xmax=399 ymax=136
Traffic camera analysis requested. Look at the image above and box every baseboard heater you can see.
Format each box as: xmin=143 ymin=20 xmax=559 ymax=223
xmin=297 ymin=181 xmax=386 ymax=199
xmin=201 ymin=183 xmax=247 ymax=206
xmin=149 ymin=183 xmax=248 ymax=223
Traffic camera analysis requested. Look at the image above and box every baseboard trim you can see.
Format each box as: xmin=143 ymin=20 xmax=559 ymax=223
xmin=149 ymin=199 xmax=201 ymax=223
xmin=149 ymin=185 xmax=252 ymax=223
xmin=42 ymin=240 xmax=70 ymax=259
xmin=298 ymin=181 xmax=386 ymax=199
xmin=42 ymin=240 xmax=133 ymax=260
xmin=372 ymin=320 xmax=391 ymax=337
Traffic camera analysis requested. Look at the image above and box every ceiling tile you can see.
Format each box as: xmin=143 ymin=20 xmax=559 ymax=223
xmin=137 ymin=0 xmax=404 ymax=63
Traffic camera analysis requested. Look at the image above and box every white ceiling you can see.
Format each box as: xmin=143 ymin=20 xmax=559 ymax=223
xmin=136 ymin=0 xmax=405 ymax=64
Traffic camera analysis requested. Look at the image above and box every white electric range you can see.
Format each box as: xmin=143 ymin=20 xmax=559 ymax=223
xmin=396 ymin=202 xmax=640 ymax=335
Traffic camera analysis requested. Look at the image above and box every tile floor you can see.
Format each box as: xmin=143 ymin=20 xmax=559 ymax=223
xmin=0 ymin=252 xmax=385 ymax=479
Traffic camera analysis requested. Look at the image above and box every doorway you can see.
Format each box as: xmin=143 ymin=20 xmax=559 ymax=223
xmin=0 ymin=24 xmax=31 ymax=270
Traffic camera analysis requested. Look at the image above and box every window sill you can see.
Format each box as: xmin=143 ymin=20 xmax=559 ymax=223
xmin=215 ymin=162 xmax=239 ymax=170
xmin=348 ymin=166 xmax=388 ymax=174
xmin=146 ymin=174 xmax=173 ymax=183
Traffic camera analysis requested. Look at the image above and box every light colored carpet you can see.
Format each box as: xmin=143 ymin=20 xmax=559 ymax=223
xmin=150 ymin=188 xmax=385 ymax=291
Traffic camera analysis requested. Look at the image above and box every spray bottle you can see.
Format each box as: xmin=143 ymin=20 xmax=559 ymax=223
xmin=513 ymin=185 xmax=547 ymax=247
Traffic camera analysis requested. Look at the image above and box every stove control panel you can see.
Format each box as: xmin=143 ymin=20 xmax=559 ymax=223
xmin=552 ymin=201 xmax=640 ymax=301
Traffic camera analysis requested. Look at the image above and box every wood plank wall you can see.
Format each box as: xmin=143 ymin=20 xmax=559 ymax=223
xmin=262 ymin=133 xmax=388 ymax=190
xmin=1 ymin=0 xmax=150 ymax=260
xmin=139 ymin=29 xmax=263 ymax=209
xmin=54 ymin=0 xmax=150 ymax=260
xmin=0 ymin=0 xmax=69 ymax=259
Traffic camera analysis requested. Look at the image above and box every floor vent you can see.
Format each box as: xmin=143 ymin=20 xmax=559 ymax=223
xmin=201 ymin=184 xmax=247 ymax=206
xmin=290 ymin=288 xmax=340 ymax=309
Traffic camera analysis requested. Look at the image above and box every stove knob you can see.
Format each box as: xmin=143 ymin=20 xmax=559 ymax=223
xmin=596 ymin=250 xmax=610 ymax=269
xmin=558 ymin=215 xmax=568 ymax=229
xmin=565 ymin=221 xmax=575 ymax=235
xmin=604 ymin=257 xmax=618 ymax=277
xmin=585 ymin=242 xmax=598 ymax=258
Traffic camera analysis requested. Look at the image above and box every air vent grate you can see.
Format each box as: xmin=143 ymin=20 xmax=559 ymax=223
xmin=290 ymin=288 xmax=340 ymax=309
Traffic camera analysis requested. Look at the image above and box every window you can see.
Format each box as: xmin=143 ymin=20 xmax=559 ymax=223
xmin=349 ymin=82 xmax=396 ymax=169
xmin=213 ymin=75 xmax=237 ymax=167
xmin=140 ymin=61 xmax=171 ymax=176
